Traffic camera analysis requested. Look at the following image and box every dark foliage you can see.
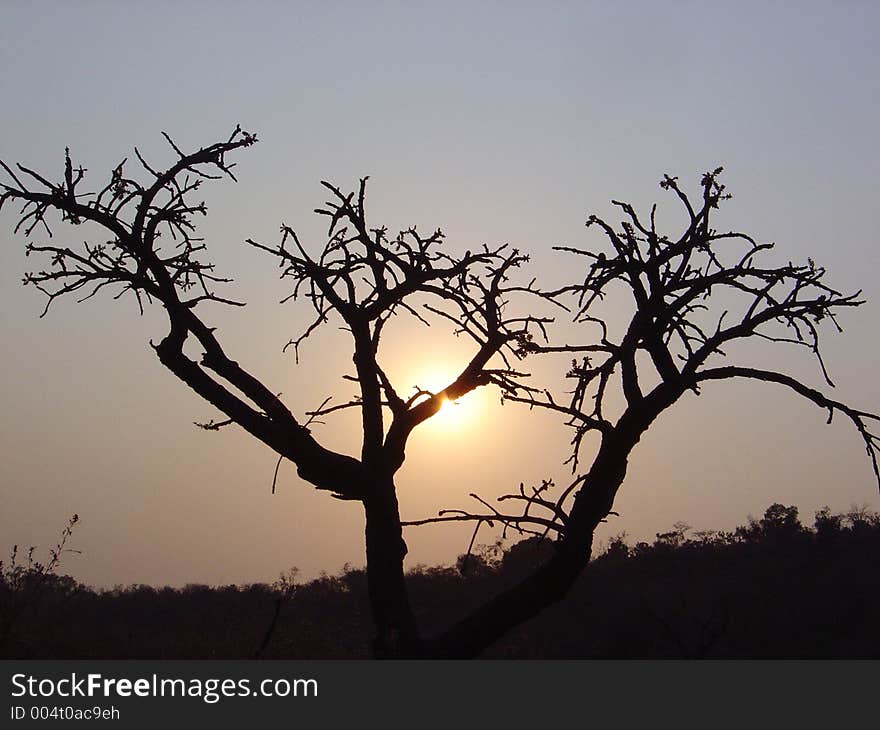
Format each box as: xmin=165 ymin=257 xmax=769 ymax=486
xmin=3 ymin=505 xmax=878 ymax=659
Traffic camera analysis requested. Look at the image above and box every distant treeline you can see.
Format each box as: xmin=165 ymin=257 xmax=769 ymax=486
xmin=2 ymin=504 xmax=879 ymax=658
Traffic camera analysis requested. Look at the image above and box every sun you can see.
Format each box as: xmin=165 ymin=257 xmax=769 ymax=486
xmin=433 ymin=394 xmax=465 ymax=427
xmin=406 ymin=369 xmax=481 ymax=431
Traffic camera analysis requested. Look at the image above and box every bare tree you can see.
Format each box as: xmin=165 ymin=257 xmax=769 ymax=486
xmin=406 ymin=168 xmax=880 ymax=657
xmin=3 ymin=130 xmax=877 ymax=658
xmin=0 ymin=127 xmax=548 ymax=657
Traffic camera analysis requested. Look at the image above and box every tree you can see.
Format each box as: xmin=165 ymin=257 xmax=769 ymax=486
xmin=3 ymin=130 xmax=878 ymax=658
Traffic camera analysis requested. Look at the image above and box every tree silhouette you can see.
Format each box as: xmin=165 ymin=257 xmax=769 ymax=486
xmin=0 ymin=127 xmax=549 ymax=657
xmin=402 ymin=168 xmax=880 ymax=657
xmin=2 ymin=130 xmax=878 ymax=658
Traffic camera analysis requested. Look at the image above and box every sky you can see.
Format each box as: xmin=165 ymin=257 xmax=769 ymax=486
xmin=1 ymin=1 xmax=879 ymax=588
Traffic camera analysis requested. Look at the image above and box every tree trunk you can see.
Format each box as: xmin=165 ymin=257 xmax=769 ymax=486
xmin=428 ymin=437 xmax=635 ymax=658
xmin=426 ymin=540 xmax=591 ymax=658
xmin=363 ymin=483 xmax=422 ymax=658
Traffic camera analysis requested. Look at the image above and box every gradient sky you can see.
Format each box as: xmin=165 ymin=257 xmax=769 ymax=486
xmin=2 ymin=1 xmax=879 ymax=588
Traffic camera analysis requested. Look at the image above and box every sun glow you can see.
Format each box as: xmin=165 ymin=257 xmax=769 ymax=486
xmin=407 ymin=369 xmax=481 ymax=431
xmin=432 ymin=394 xmax=465 ymax=427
